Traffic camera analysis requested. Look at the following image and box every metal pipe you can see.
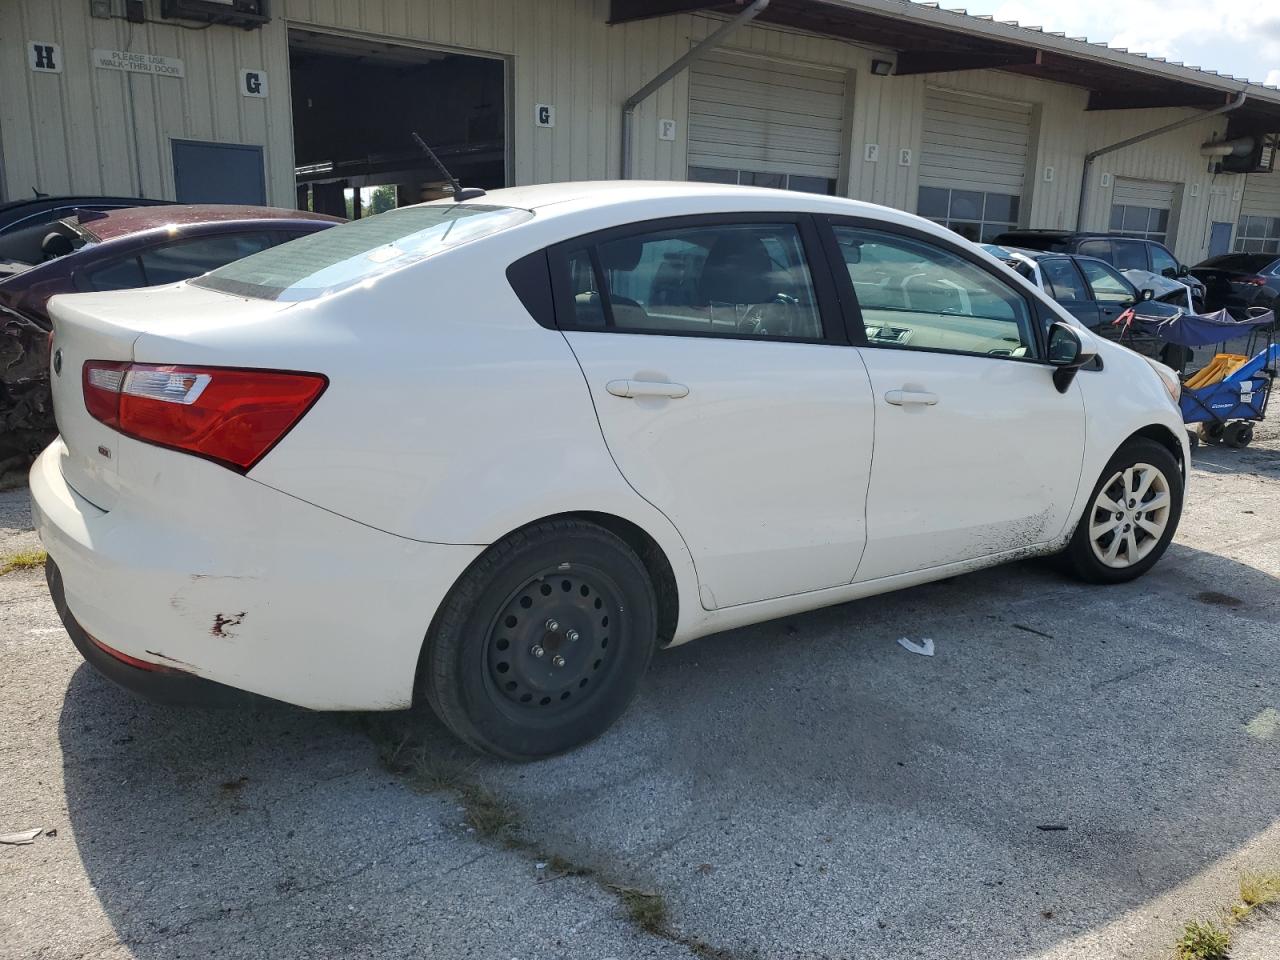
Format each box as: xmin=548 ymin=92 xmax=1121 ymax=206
xmin=1075 ymin=91 xmax=1247 ymax=230
xmin=620 ymin=0 xmax=770 ymax=179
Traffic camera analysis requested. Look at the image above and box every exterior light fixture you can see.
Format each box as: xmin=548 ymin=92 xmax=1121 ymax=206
xmin=871 ymin=59 xmax=894 ymax=76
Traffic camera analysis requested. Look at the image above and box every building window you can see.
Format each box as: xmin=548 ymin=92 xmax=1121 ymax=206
xmin=688 ymin=166 xmax=836 ymax=196
xmin=1109 ymin=204 xmax=1169 ymax=244
xmin=1234 ymin=215 xmax=1280 ymax=253
xmin=917 ymin=186 xmax=1020 ymax=243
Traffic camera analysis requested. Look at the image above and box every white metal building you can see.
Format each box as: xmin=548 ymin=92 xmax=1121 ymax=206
xmin=4 ymin=0 xmax=1280 ymax=264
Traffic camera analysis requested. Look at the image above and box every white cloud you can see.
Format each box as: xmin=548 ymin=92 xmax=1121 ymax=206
xmin=973 ymin=1 xmax=1280 ymax=83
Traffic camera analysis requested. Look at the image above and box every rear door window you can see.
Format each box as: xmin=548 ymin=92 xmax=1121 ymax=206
xmin=1039 ymin=258 xmax=1089 ymax=302
xmin=559 ymin=221 xmax=825 ymax=340
xmin=78 ymin=255 xmax=147 ymax=291
xmin=1076 ymin=239 xmax=1112 ymax=262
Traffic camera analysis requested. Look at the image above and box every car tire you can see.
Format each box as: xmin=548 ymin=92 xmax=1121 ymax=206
xmin=420 ymin=518 xmax=657 ymax=761
xmin=1057 ymin=438 xmax=1183 ymax=585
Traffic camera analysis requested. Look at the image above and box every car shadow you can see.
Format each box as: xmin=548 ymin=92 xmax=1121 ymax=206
xmin=59 ymin=543 xmax=1279 ymax=959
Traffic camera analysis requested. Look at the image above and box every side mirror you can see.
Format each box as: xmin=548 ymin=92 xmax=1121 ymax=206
xmin=1177 ymin=264 xmax=1190 ymax=277
xmin=1047 ymin=322 xmax=1098 ymax=393
xmin=1140 ymin=288 xmax=1156 ymax=301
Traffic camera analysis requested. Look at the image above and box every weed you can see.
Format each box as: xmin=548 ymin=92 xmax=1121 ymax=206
xmin=545 ymin=854 xmax=593 ymax=878
xmin=612 ymin=886 xmax=669 ymax=935
xmin=1239 ymin=872 xmax=1280 ymax=910
xmin=457 ymin=782 xmax=521 ymax=843
xmin=0 ymin=548 xmax=46 ymax=576
xmin=1175 ymin=920 xmax=1231 ymax=960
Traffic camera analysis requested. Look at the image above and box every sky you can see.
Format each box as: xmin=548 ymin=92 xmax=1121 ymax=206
xmin=932 ymin=1 xmax=1280 ymax=87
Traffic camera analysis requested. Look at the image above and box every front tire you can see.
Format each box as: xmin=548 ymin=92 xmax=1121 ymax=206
xmin=421 ymin=519 xmax=657 ymax=760
xmin=1058 ymin=438 xmax=1183 ymax=584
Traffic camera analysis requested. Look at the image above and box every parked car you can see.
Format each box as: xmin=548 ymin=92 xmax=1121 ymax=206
xmin=981 ymin=245 xmax=1192 ymax=370
xmin=0 ymin=194 xmax=173 ymax=237
xmin=991 ymin=229 xmax=1206 ymax=309
xmin=0 ymin=205 xmax=341 ymax=470
xmin=32 ymin=183 xmax=1188 ymax=760
xmin=1189 ymin=252 xmax=1280 ymax=317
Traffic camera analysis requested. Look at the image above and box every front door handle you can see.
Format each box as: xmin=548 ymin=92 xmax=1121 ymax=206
xmin=606 ymin=379 xmax=690 ymax=400
xmin=885 ymin=389 xmax=939 ymax=406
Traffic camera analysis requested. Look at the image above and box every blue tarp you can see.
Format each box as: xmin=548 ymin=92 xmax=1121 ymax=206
xmin=1124 ymin=307 xmax=1274 ymax=347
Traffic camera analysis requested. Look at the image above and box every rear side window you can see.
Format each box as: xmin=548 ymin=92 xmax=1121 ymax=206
xmin=1111 ymin=239 xmax=1148 ymax=271
xmin=559 ymin=222 xmax=824 ymax=340
xmin=79 ymin=255 xmax=147 ymax=291
xmin=1076 ymin=239 xmax=1112 ymax=262
xmin=194 ymin=204 xmax=533 ymax=301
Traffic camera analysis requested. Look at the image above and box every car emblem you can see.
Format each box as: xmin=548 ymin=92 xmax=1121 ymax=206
xmin=53 ymin=348 xmax=62 ymax=376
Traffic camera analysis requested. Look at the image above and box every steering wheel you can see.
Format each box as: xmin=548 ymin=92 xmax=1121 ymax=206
xmin=738 ymin=293 xmax=798 ymax=336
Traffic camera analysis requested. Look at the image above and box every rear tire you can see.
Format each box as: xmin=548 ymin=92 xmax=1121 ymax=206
xmin=421 ymin=519 xmax=657 ymax=761
xmin=1223 ymin=422 xmax=1253 ymax=448
xmin=1057 ymin=438 xmax=1183 ymax=584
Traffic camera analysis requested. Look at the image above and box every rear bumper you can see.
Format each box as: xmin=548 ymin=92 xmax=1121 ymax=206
xmin=47 ymin=556 xmax=250 ymax=707
xmin=31 ymin=439 xmax=484 ymax=710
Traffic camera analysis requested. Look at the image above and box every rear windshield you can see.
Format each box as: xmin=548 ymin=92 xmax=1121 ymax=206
xmin=1196 ymin=253 xmax=1278 ymax=273
xmin=193 ymin=203 xmax=532 ymax=301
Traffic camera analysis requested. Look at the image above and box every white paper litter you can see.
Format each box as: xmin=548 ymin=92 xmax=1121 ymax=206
xmin=0 ymin=828 xmax=43 ymax=845
xmin=896 ymin=637 xmax=935 ymax=657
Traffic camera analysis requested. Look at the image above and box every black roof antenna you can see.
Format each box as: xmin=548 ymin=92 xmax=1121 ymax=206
xmin=411 ymin=132 xmax=487 ymax=202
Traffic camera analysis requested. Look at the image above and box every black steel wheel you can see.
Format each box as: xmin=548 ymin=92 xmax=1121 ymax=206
xmin=420 ymin=518 xmax=657 ymax=760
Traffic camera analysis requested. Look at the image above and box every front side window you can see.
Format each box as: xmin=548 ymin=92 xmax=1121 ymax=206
xmin=918 ymin=186 xmax=1021 ymax=243
xmin=1148 ymin=244 xmax=1179 ymax=278
xmin=562 ymin=222 xmax=824 ymax=340
xmin=833 ymin=225 xmax=1036 ymax=358
xmin=1039 ymin=258 xmax=1089 ymax=303
xmin=1078 ymin=259 xmax=1135 ymax=304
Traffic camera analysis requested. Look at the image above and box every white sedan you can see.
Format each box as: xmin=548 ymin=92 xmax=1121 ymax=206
xmin=31 ymin=182 xmax=1187 ymax=759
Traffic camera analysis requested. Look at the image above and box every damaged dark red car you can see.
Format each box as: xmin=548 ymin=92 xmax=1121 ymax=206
xmin=0 ymin=204 xmax=340 ymax=473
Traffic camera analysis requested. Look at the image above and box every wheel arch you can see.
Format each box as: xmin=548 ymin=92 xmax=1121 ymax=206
xmin=1124 ymin=423 xmax=1186 ymax=476
xmin=412 ymin=509 xmax=685 ymax=706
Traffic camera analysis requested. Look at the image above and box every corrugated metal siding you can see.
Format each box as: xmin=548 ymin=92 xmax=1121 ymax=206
xmin=688 ymin=52 xmax=845 ymax=178
xmin=0 ymin=0 xmax=289 ymax=203
xmin=1240 ymin=171 xmax=1280 ymax=217
xmin=918 ymin=88 xmax=1030 ymax=193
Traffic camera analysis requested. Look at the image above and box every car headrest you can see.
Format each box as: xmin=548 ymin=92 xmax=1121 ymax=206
xmin=700 ymin=233 xmax=774 ymax=304
xmin=41 ymin=231 xmax=74 ymax=260
xmin=598 ymin=238 xmax=643 ymax=272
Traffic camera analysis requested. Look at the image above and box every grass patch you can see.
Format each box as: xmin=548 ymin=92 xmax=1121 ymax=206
xmin=1234 ymin=871 xmax=1280 ymax=921
xmin=612 ymin=886 xmax=669 ymax=935
xmin=0 ymin=548 xmax=45 ymax=576
xmin=1175 ymin=920 xmax=1231 ymax=960
xmin=457 ymin=782 xmax=521 ymax=843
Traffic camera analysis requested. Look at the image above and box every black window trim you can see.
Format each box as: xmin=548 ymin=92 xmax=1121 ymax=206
xmin=820 ymin=214 xmax=1051 ymax=365
xmin=545 ymin=211 xmax=850 ymax=347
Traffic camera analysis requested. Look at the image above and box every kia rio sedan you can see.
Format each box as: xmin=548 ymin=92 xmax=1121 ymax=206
xmin=31 ymin=182 xmax=1188 ymax=760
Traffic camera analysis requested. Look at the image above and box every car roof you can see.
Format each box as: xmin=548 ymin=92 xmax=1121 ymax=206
xmin=0 ymin=194 xmax=171 ymax=215
xmin=997 ymin=229 xmax=1160 ymax=243
xmin=78 ymin=204 xmax=341 ymax=242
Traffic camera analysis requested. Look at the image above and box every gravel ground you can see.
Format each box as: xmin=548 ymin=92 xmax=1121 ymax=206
xmin=1 ymin=416 xmax=1277 ymax=960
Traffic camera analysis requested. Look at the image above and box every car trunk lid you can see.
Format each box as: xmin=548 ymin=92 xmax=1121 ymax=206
xmin=46 ymin=284 xmax=291 ymax=510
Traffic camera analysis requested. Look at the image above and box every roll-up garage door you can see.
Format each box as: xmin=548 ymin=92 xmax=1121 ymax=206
xmin=688 ymin=52 xmax=846 ymax=193
xmin=1111 ymin=178 xmax=1176 ymax=245
xmin=917 ymin=88 xmax=1031 ymax=241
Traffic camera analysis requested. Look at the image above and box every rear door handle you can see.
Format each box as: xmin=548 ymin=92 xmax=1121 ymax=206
xmin=885 ymin=389 xmax=939 ymax=406
xmin=606 ymin=379 xmax=690 ymax=400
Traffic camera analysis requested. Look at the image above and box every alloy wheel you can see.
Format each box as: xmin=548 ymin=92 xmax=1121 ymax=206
xmin=1088 ymin=463 xmax=1172 ymax=569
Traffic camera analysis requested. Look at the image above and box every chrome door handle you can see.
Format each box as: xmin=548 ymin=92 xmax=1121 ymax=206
xmin=885 ymin=389 xmax=939 ymax=406
xmin=606 ymin=379 xmax=690 ymax=399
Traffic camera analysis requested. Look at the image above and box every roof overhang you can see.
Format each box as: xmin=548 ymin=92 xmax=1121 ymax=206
xmin=609 ymin=0 xmax=1280 ymax=131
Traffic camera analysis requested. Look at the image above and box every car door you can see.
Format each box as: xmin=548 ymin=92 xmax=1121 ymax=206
xmin=1038 ymin=256 xmax=1099 ymax=328
xmin=553 ymin=214 xmax=875 ymax=610
xmin=1077 ymin=258 xmax=1138 ymax=328
xmin=824 ymin=219 xmax=1085 ymax=582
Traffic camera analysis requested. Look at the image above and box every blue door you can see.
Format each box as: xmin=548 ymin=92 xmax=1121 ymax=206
xmin=1209 ymin=221 xmax=1233 ymax=258
xmin=172 ymin=140 xmax=266 ymax=204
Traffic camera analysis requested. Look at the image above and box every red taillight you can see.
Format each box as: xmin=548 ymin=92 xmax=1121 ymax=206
xmin=82 ymin=361 xmax=327 ymax=472
xmin=1241 ymin=276 xmax=1268 ymax=286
